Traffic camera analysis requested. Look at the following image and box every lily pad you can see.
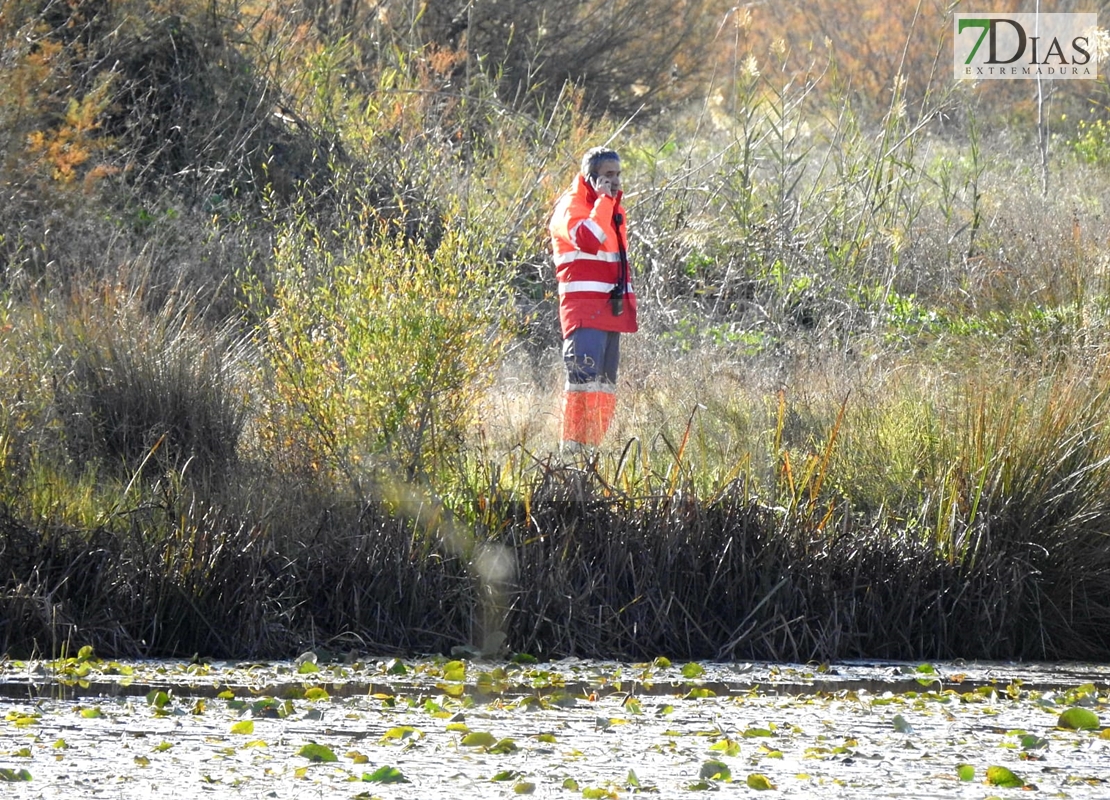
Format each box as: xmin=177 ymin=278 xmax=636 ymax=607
xmin=362 ymin=765 xmax=409 ymax=784
xmin=699 ymin=759 xmax=731 ymax=781
xmin=297 ymin=743 xmax=338 ymax=762
xmin=461 ymin=731 xmax=497 ymax=748
xmin=746 ymin=773 xmax=775 ymax=790
xmin=682 ymin=662 xmax=705 ymax=678
xmin=1058 ymin=707 xmax=1100 ymax=730
xmin=986 ymin=765 xmax=1024 ymax=788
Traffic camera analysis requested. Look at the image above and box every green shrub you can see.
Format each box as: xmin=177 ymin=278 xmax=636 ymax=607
xmin=252 ymin=217 xmax=514 ymax=485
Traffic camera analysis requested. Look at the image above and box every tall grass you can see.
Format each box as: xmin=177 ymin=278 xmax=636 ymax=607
xmin=6 ymin=0 xmax=1110 ymax=661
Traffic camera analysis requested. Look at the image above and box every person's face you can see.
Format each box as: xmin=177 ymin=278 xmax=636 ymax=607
xmin=594 ymin=158 xmax=621 ymax=193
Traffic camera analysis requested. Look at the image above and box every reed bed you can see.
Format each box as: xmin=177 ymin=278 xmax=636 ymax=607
xmin=6 ymin=0 xmax=1110 ymax=663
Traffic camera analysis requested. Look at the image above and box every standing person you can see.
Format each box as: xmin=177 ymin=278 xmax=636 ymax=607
xmin=549 ymin=146 xmax=638 ymax=454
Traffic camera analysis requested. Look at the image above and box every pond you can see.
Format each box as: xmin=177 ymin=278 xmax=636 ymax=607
xmin=2 ymin=654 xmax=1109 ymax=798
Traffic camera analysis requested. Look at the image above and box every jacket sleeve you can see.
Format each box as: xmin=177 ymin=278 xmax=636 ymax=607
xmin=551 ymin=185 xmax=615 ymax=255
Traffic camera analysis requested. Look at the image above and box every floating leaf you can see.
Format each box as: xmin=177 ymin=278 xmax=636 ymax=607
xmin=511 ymin=653 xmax=537 ymax=664
xmin=513 ymin=781 xmax=536 ymax=794
xmin=685 ymin=780 xmax=714 ymax=791
xmin=709 ymin=738 xmax=741 ymax=757
xmin=79 ymin=707 xmax=102 ymax=719
xmin=461 ymin=731 xmax=497 ymax=748
xmin=490 ymin=737 xmax=518 ymax=754
xmin=700 ymin=759 xmax=731 ymax=781
xmin=742 ymin=727 xmax=774 ymax=738
xmin=986 ymin=765 xmax=1024 ymax=788
xmin=562 ymin=777 xmax=580 ymax=791
xmin=653 ymin=656 xmax=672 ymax=668
xmin=746 ymin=773 xmax=775 ymax=790
xmin=297 ymin=743 xmax=338 ymax=762
xmin=385 ymin=659 xmax=408 ymax=675
xmin=0 ymin=768 xmax=32 ymax=782
xmin=296 ymin=661 xmax=320 ymax=675
xmin=956 ymin=763 xmax=975 ymax=781
xmin=346 ymin=750 xmax=369 ymax=764
xmin=362 ymin=765 xmax=409 ymax=784
xmin=682 ymin=662 xmax=705 ymax=678
xmin=443 ymin=660 xmax=467 ymax=682
xmin=892 ymin=714 xmax=914 ymax=733
xmin=1019 ymin=734 xmax=1048 ymax=750
xmin=303 ymin=687 xmax=329 ymax=701
xmin=230 ymin=720 xmax=254 ymax=735
xmin=915 ymin=663 xmax=940 ymax=687
xmin=1058 ymin=707 xmax=1100 ymax=730
xmin=491 ymin=770 xmax=521 ymax=781
xmin=146 ymin=690 xmax=172 ymax=709
xmin=381 ymin=725 xmax=422 ymax=743
xmin=685 ymin=687 xmax=715 ymax=699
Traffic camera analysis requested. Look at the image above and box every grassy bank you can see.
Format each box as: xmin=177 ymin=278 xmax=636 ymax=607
xmin=4 ymin=0 xmax=1110 ymax=661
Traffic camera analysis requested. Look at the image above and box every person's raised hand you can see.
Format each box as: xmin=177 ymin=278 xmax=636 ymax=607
xmin=590 ymin=174 xmax=614 ymax=197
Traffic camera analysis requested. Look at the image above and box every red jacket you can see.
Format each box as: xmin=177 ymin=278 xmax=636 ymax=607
xmin=549 ymin=174 xmax=638 ymax=338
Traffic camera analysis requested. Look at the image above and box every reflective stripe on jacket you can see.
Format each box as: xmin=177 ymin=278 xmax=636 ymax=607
xmin=549 ymin=174 xmax=638 ymax=338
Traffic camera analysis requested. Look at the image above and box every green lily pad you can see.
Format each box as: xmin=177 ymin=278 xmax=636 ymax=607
xmin=490 ymin=737 xmax=518 ymax=754
xmin=462 ymin=731 xmax=497 ymax=748
xmin=1058 ymin=707 xmax=1100 ymax=730
xmin=956 ymin=763 xmax=975 ymax=781
xmin=986 ymin=765 xmax=1024 ymax=788
xmin=746 ymin=773 xmax=775 ymax=790
xmin=892 ymin=714 xmax=914 ymax=733
xmin=362 ymin=765 xmax=408 ymax=784
xmin=682 ymin=662 xmax=705 ymax=678
xmin=1019 ymin=734 xmax=1048 ymax=750
xmin=297 ymin=743 xmax=338 ymax=762
xmin=699 ymin=759 xmax=731 ymax=781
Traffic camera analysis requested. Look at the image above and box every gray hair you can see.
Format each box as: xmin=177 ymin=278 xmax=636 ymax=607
xmin=580 ymin=146 xmax=620 ymax=178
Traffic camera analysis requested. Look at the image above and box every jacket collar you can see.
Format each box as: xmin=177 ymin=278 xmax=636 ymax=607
xmin=577 ymin=173 xmax=623 ymax=206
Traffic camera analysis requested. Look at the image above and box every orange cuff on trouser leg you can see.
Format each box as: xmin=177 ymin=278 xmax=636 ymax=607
xmin=562 ymin=389 xmax=617 ymax=448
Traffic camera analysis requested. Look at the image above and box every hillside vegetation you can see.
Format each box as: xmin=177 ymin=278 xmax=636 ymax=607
xmin=4 ymin=0 xmax=1110 ymax=662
